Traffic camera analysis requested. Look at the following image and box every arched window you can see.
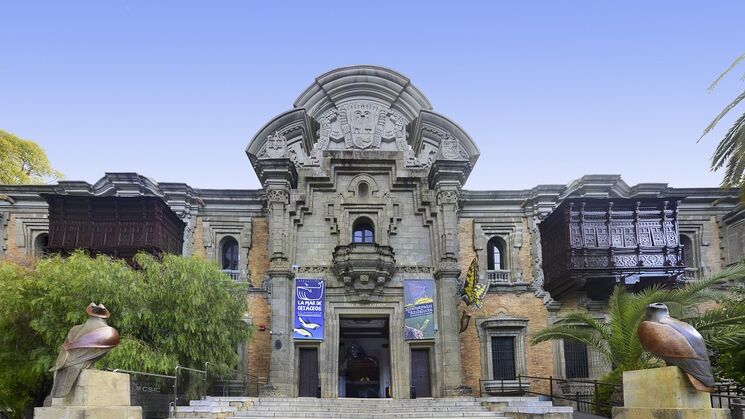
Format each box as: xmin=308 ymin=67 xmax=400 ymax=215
xmin=220 ymin=236 xmax=239 ymax=271
xmin=34 ymin=233 xmax=49 ymax=257
xmin=680 ymin=235 xmax=694 ymax=268
xmin=357 ymin=182 xmax=369 ymax=199
xmin=487 ymin=237 xmax=505 ymax=270
xmin=352 ymin=218 xmax=375 ymax=244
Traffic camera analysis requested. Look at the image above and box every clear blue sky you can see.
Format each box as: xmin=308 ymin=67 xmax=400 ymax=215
xmin=2 ymin=1 xmax=744 ymax=190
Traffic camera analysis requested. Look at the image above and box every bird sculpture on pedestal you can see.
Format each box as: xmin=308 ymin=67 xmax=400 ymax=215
xmin=637 ymin=302 xmax=715 ymax=392
xmin=49 ymin=303 xmax=121 ymax=398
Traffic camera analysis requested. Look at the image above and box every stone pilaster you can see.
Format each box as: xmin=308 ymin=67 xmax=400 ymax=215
xmin=430 ymin=160 xmax=470 ymax=396
xmin=254 ymin=158 xmax=297 ymax=397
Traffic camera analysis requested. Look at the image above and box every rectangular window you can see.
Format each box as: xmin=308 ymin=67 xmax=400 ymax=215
xmin=491 ymin=336 xmax=516 ymax=380
xmin=563 ymin=340 xmax=589 ymax=379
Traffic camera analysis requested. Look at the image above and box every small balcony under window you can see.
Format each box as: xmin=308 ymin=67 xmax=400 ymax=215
xmin=220 ymin=236 xmax=242 ymax=281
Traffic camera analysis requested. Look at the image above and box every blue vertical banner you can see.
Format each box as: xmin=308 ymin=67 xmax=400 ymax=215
xmin=404 ymin=279 xmax=435 ymax=340
xmin=293 ymin=279 xmax=325 ymax=340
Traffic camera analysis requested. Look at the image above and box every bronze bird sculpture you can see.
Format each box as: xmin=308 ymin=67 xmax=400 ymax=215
xmin=637 ymin=302 xmax=715 ymax=392
xmin=49 ymin=303 xmax=121 ymax=398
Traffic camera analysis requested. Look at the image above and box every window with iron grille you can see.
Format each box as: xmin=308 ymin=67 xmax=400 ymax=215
xmin=491 ymin=336 xmax=516 ymax=380
xmin=564 ymin=340 xmax=589 ymax=379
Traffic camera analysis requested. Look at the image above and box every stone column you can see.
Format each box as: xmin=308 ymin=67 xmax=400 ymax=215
xmin=254 ymin=158 xmax=297 ymax=397
xmin=430 ymin=161 xmax=468 ymax=396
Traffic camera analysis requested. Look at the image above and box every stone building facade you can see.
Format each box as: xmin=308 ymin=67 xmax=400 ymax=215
xmin=1 ymin=66 xmax=744 ymax=399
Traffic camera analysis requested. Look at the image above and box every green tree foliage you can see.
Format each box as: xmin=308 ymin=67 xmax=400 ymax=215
xmin=0 ymin=251 xmax=250 ymax=418
xmin=700 ymin=53 xmax=745 ymax=199
xmin=710 ymin=284 xmax=745 ymax=385
xmin=0 ymin=129 xmax=63 ymax=185
xmin=530 ymin=263 xmax=745 ymax=377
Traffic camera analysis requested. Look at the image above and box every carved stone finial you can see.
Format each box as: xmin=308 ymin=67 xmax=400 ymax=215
xmin=264 ymin=131 xmax=288 ymax=159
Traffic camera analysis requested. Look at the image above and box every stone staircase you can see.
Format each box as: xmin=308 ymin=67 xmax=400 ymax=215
xmin=174 ymin=396 xmax=573 ymax=419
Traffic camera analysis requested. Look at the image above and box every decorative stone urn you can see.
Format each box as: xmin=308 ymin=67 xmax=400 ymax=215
xmin=332 ymin=243 xmax=396 ymax=301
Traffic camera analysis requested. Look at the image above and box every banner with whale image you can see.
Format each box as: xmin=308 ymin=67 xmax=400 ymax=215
xmin=404 ymin=279 xmax=435 ymax=340
xmin=293 ymin=278 xmax=325 ymax=340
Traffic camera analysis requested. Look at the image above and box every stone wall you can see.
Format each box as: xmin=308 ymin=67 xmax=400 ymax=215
xmin=707 ymin=216 xmax=722 ymax=272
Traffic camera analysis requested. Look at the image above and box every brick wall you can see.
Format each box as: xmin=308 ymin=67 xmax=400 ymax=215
xmin=191 ymin=217 xmax=207 ymax=258
xmin=247 ymin=217 xmax=271 ymax=382
xmin=4 ymin=214 xmax=35 ymax=265
xmin=458 ymin=218 xmax=554 ymax=395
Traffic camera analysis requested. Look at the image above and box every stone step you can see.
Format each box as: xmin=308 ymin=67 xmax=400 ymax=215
xmin=230 ymin=397 xmax=482 ymax=405
xmin=176 ymin=395 xmax=572 ymax=419
xmin=176 ymin=405 xmax=238 ymax=413
xmin=246 ymin=405 xmax=489 ymax=411
xmin=503 ymin=405 xmax=574 ymax=414
xmin=232 ymin=417 xmax=509 ymax=419
xmin=231 ymin=397 xmax=480 ymax=402
xmin=246 ymin=401 xmax=485 ymax=408
xmin=242 ymin=409 xmax=495 ymax=415
xmin=233 ymin=414 xmax=503 ymax=418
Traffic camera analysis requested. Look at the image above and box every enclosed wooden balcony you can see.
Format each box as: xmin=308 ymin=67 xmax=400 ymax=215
xmin=539 ymin=198 xmax=685 ymax=299
xmin=42 ymin=194 xmax=185 ymax=259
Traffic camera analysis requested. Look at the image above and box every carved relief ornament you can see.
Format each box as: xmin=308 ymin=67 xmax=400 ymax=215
xmin=422 ymin=126 xmax=469 ymax=161
xmin=314 ymin=100 xmax=408 ymax=151
xmin=437 ymin=190 xmax=460 ymax=206
xmin=266 ymin=189 xmax=289 ymax=204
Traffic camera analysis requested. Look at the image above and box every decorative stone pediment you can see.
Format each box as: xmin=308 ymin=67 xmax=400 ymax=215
xmin=332 ymin=243 xmax=396 ymax=302
xmin=246 ymin=66 xmax=481 ymax=183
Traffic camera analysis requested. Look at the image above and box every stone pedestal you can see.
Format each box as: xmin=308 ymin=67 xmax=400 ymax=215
xmin=35 ymin=369 xmax=142 ymax=419
xmin=612 ymin=366 xmax=730 ymax=419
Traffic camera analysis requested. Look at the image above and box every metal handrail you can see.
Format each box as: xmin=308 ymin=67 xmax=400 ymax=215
xmin=204 ymin=362 xmax=267 ymax=396
xmin=173 ymin=365 xmax=207 ymax=415
xmin=480 ymin=375 xmax=622 ymax=417
xmin=112 ymin=368 xmax=176 ymax=380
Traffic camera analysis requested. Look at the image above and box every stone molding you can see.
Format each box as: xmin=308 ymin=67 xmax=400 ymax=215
xmin=476 ymin=315 xmax=529 ymax=388
xmin=13 ymin=214 xmax=48 ymax=256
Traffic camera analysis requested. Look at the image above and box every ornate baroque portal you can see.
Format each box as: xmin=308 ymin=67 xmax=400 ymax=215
xmin=246 ymin=66 xmax=479 ymax=398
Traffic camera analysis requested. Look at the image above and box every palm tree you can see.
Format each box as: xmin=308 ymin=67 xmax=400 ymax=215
xmin=530 ymin=263 xmax=745 ymax=381
xmin=700 ymin=53 xmax=745 ymax=199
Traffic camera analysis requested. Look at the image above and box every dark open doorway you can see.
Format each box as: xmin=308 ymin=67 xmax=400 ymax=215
xmin=338 ymin=316 xmax=390 ymax=398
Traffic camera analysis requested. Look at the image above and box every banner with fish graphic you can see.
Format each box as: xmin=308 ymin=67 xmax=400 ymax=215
xmin=293 ymin=279 xmax=325 ymax=340
xmin=403 ymin=279 xmax=435 ymax=340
